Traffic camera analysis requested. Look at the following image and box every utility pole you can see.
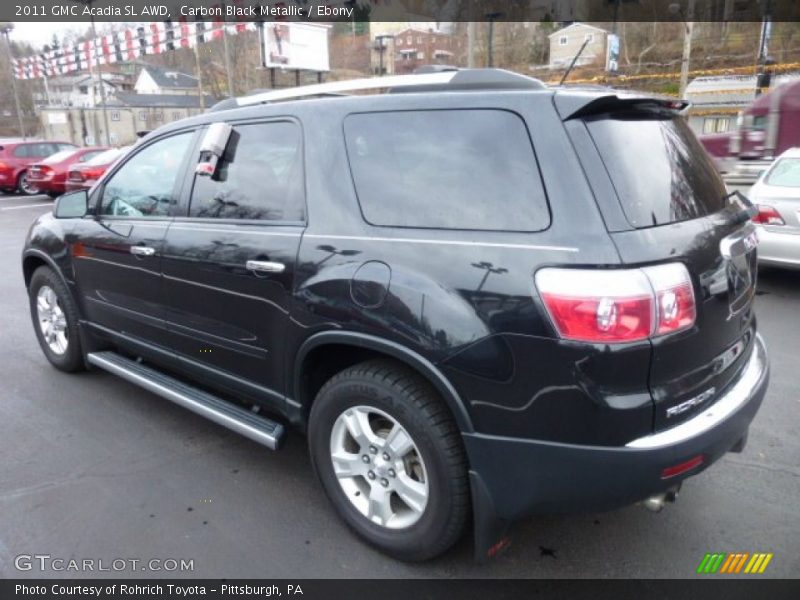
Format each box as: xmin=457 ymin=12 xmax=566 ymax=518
xmin=670 ymin=0 xmax=696 ymax=99
xmin=467 ymin=22 xmax=476 ymax=68
xmin=71 ymin=1 xmax=111 ymax=145
xmin=1 ymin=23 xmax=27 ymax=139
xmin=194 ymin=42 xmax=206 ymax=110
xmin=375 ymin=34 xmax=392 ymax=76
xmin=486 ymin=13 xmax=502 ymax=68
xmin=220 ymin=14 xmax=235 ymax=98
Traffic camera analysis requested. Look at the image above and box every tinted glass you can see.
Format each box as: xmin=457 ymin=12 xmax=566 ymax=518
xmin=587 ymin=114 xmax=727 ymax=228
xmin=344 ymin=110 xmax=549 ymax=231
xmin=765 ymin=157 xmax=800 ymax=187
xmin=12 ymin=145 xmax=29 ymax=158
xmin=189 ymin=121 xmax=304 ymax=221
xmin=31 ymin=143 xmax=53 ymax=157
xmin=100 ymin=133 xmax=192 ymax=218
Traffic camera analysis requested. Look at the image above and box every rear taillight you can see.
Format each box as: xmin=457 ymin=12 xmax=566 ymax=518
xmin=752 ymin=205 xmax=785 ymax=226
xmin=535 ymin=263 xmax=696 ymax=344
xmin=82 ymin=166 xmax=106 ymax=180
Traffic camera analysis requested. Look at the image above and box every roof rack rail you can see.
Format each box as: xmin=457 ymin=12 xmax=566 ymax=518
xmin=215 ymin=68 xmax=544 ymax=111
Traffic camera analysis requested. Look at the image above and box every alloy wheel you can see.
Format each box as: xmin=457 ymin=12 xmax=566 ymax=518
xmin=36 ymin=285 xmax=69 ymax=355
xmin=330 ymin=405 xmax=429 ymax=529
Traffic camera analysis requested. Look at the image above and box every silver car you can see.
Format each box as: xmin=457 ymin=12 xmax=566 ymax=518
xmin=749 ymin=148 xmax=800 ymax=269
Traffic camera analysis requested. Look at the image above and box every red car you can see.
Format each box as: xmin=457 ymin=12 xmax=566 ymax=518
xmin=0 ymin=139 xmax=76 ymax=195
xmin=27 ymin=146 xmax=108 ymax=197
xmin=65 ymin=146 xmax=131 ymax=193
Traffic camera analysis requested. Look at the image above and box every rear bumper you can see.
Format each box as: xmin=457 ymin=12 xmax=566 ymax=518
xmin=757 ymin=226 xmax=800 ymax=269
xmin=465 ymin=333 xmax=769 ymax=522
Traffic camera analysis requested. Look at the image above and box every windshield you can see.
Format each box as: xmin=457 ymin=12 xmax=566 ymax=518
xmin=42 ymin=149 xmax=78 ymax=164
xmin=765 ymin=157 xmax=800 ymax=188
xmin=86 ymin=147 xmax=127 ymax=166
xmin=586 ymin=113 xmax=728 ymax=228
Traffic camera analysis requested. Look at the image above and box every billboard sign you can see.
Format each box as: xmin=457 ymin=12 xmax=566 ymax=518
xmin=264 ymin=23 xmax=331 ymax=72
xmin=606 ymin=33 xmax=620 ymax=73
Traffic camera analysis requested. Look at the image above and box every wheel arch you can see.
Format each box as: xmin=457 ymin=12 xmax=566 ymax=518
xmin=293 ymin=331 xmax=474 ymax=434
xmin=22 ymin=249 xmax=68 ymax=289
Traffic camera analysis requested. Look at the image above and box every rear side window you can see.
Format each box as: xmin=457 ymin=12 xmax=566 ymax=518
xmin=344 ymin=110 xmax=549 ymax=231
xmin=586 ymin=114 xmax=727 ymax=228
xmin=189 ymin=121 xmax=305 ymax=221
xmin=12 ymin=145 xmax=30 ymax=158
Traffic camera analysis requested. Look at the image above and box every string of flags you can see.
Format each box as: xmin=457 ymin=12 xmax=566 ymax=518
xmin=9 ymin=0 xmax=392 ymax=80
xmin=11 ymin=20 xmax=257 ymax=80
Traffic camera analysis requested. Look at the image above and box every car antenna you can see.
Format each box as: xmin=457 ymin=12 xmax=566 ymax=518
xmin=559 ymin=37 xmax=591 ymax=86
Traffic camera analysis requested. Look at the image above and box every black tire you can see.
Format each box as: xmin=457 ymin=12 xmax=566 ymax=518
xmin=28 ymin=266 xmax=85 ymax=372
xmin=17 ymin=170 xmax=39 ymax=196
xmin=309 ymin=359 xmax=469 ymax=561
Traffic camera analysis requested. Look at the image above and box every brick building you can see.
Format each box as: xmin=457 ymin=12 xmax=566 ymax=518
xmin=393 ymin=28 xmax=464 ymax=74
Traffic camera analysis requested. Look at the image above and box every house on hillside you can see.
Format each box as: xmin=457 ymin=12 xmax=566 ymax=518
xmin=39 ymin=72 xmax=133 ymax=108
xmin=134 ymin=65 xmax=200 ymax=96
xmin=548 ymin=23 xmax=610 ymax=69
xmin=393 ymin=27 xmax=464 ymax=74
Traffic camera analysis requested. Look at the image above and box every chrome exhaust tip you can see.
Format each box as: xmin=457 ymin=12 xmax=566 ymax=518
xmin=642 ymin=484 xmax=681 ymax=513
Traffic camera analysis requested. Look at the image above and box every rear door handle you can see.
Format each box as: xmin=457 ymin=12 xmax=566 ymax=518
xmin=130 ymin=246 xmax=156 ymax=257
xmin=246 ymin=260 xmax=285 ymax=274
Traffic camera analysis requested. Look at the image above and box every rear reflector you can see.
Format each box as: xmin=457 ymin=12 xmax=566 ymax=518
xmin=752 ymin=205 xmax=785 ymax=226
xmin=661 ymin=455 xmax=704 ymax=479
xmin=535 ymin=263 xmax=696 ymax=343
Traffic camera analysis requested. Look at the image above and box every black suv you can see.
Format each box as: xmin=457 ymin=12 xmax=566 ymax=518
xmin=22 ymin=69 xmax=769 ymax=561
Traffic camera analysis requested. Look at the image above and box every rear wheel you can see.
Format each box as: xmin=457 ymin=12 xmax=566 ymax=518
xmin=28 ymin=266 xmax=84 ymax=372
xmin=17 ymin=171 xmax=39 ymax=195
xmin=309 ymin=359 xmax=469 ymax=561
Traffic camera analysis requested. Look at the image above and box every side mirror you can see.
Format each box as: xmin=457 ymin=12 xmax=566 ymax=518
xmin=53 ymin=190 xmax=88 ymax=218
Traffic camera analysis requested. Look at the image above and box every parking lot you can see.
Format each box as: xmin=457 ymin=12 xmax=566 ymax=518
xmin=1 ymin=193 xmax=798 ymax=578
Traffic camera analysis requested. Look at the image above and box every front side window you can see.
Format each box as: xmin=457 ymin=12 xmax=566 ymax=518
xmin=189 ymin=121 xmax=304 ymax=221
xmin=344 ymin=110 xmax=549 ymax=231
xmin=100 ymin=132 xmax=193 ymax=218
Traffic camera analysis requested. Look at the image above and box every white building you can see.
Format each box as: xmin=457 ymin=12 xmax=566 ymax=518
xmin=548 ymin=23 xmax=610 ymax=69
xmin=134 ymin=65 xmax=200 ymax=96
xmin=40 ymin=73 xmax=131 ymax=108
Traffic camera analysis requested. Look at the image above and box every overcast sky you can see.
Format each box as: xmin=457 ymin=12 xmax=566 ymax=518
xmin=10 ymin=22 xmax=95 ymax=49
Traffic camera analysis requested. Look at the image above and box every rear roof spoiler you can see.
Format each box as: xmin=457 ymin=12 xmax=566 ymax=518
xmin=555 ymin=92 xmax=690 ymax=120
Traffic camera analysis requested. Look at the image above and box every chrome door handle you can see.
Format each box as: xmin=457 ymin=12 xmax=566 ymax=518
xmin=246 ymin=260 xmax=285 ymax=274
xmin=130 ymin=246 xmax=156 ymax=257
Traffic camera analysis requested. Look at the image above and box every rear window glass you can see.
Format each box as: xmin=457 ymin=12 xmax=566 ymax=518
xmin=86 ymin=147 xmax=127 ymax=166
xmin=586 ymin=114 xmax=727 ymax=228
xmin=344 ymin=110 xmax=549 ymax=231
xmin=43 ymin=149 xmax=78 ymax=164
xmin=765 ymin=157 xmax=800 ymax=187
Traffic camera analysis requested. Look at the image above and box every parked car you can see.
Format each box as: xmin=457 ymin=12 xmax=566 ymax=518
xmin=0 ymin=139 xmax=76 ymax=195
xmin=26 ymin=147 xmax=108 ymax=197
xmin=749 ymin=147 xmax=800 ymax=268
xmin=22 ymin=69 xmax=769 ymax=562
xmin=65 ymin=147 xmax=131 ymax=193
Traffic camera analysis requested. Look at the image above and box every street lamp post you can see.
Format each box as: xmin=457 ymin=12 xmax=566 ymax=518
xmin=1 ymin=23 xmax=27 ymax=138
xmin=71 ymin=1 xmax=111 ymax=145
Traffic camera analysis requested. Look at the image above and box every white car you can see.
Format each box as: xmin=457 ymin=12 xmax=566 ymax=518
xmin=749 ymin=147 xmax=800 ymax=269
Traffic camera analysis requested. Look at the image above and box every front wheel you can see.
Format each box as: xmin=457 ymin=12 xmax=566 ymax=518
xmin=309 ymin=359 xmax=469 ymax=561
xmin=28 ymin=266 xmax=85 ymax=372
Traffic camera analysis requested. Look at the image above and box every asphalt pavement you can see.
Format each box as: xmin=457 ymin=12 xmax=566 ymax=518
xmin=1 ymin=194 xmax=798 ymax=578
